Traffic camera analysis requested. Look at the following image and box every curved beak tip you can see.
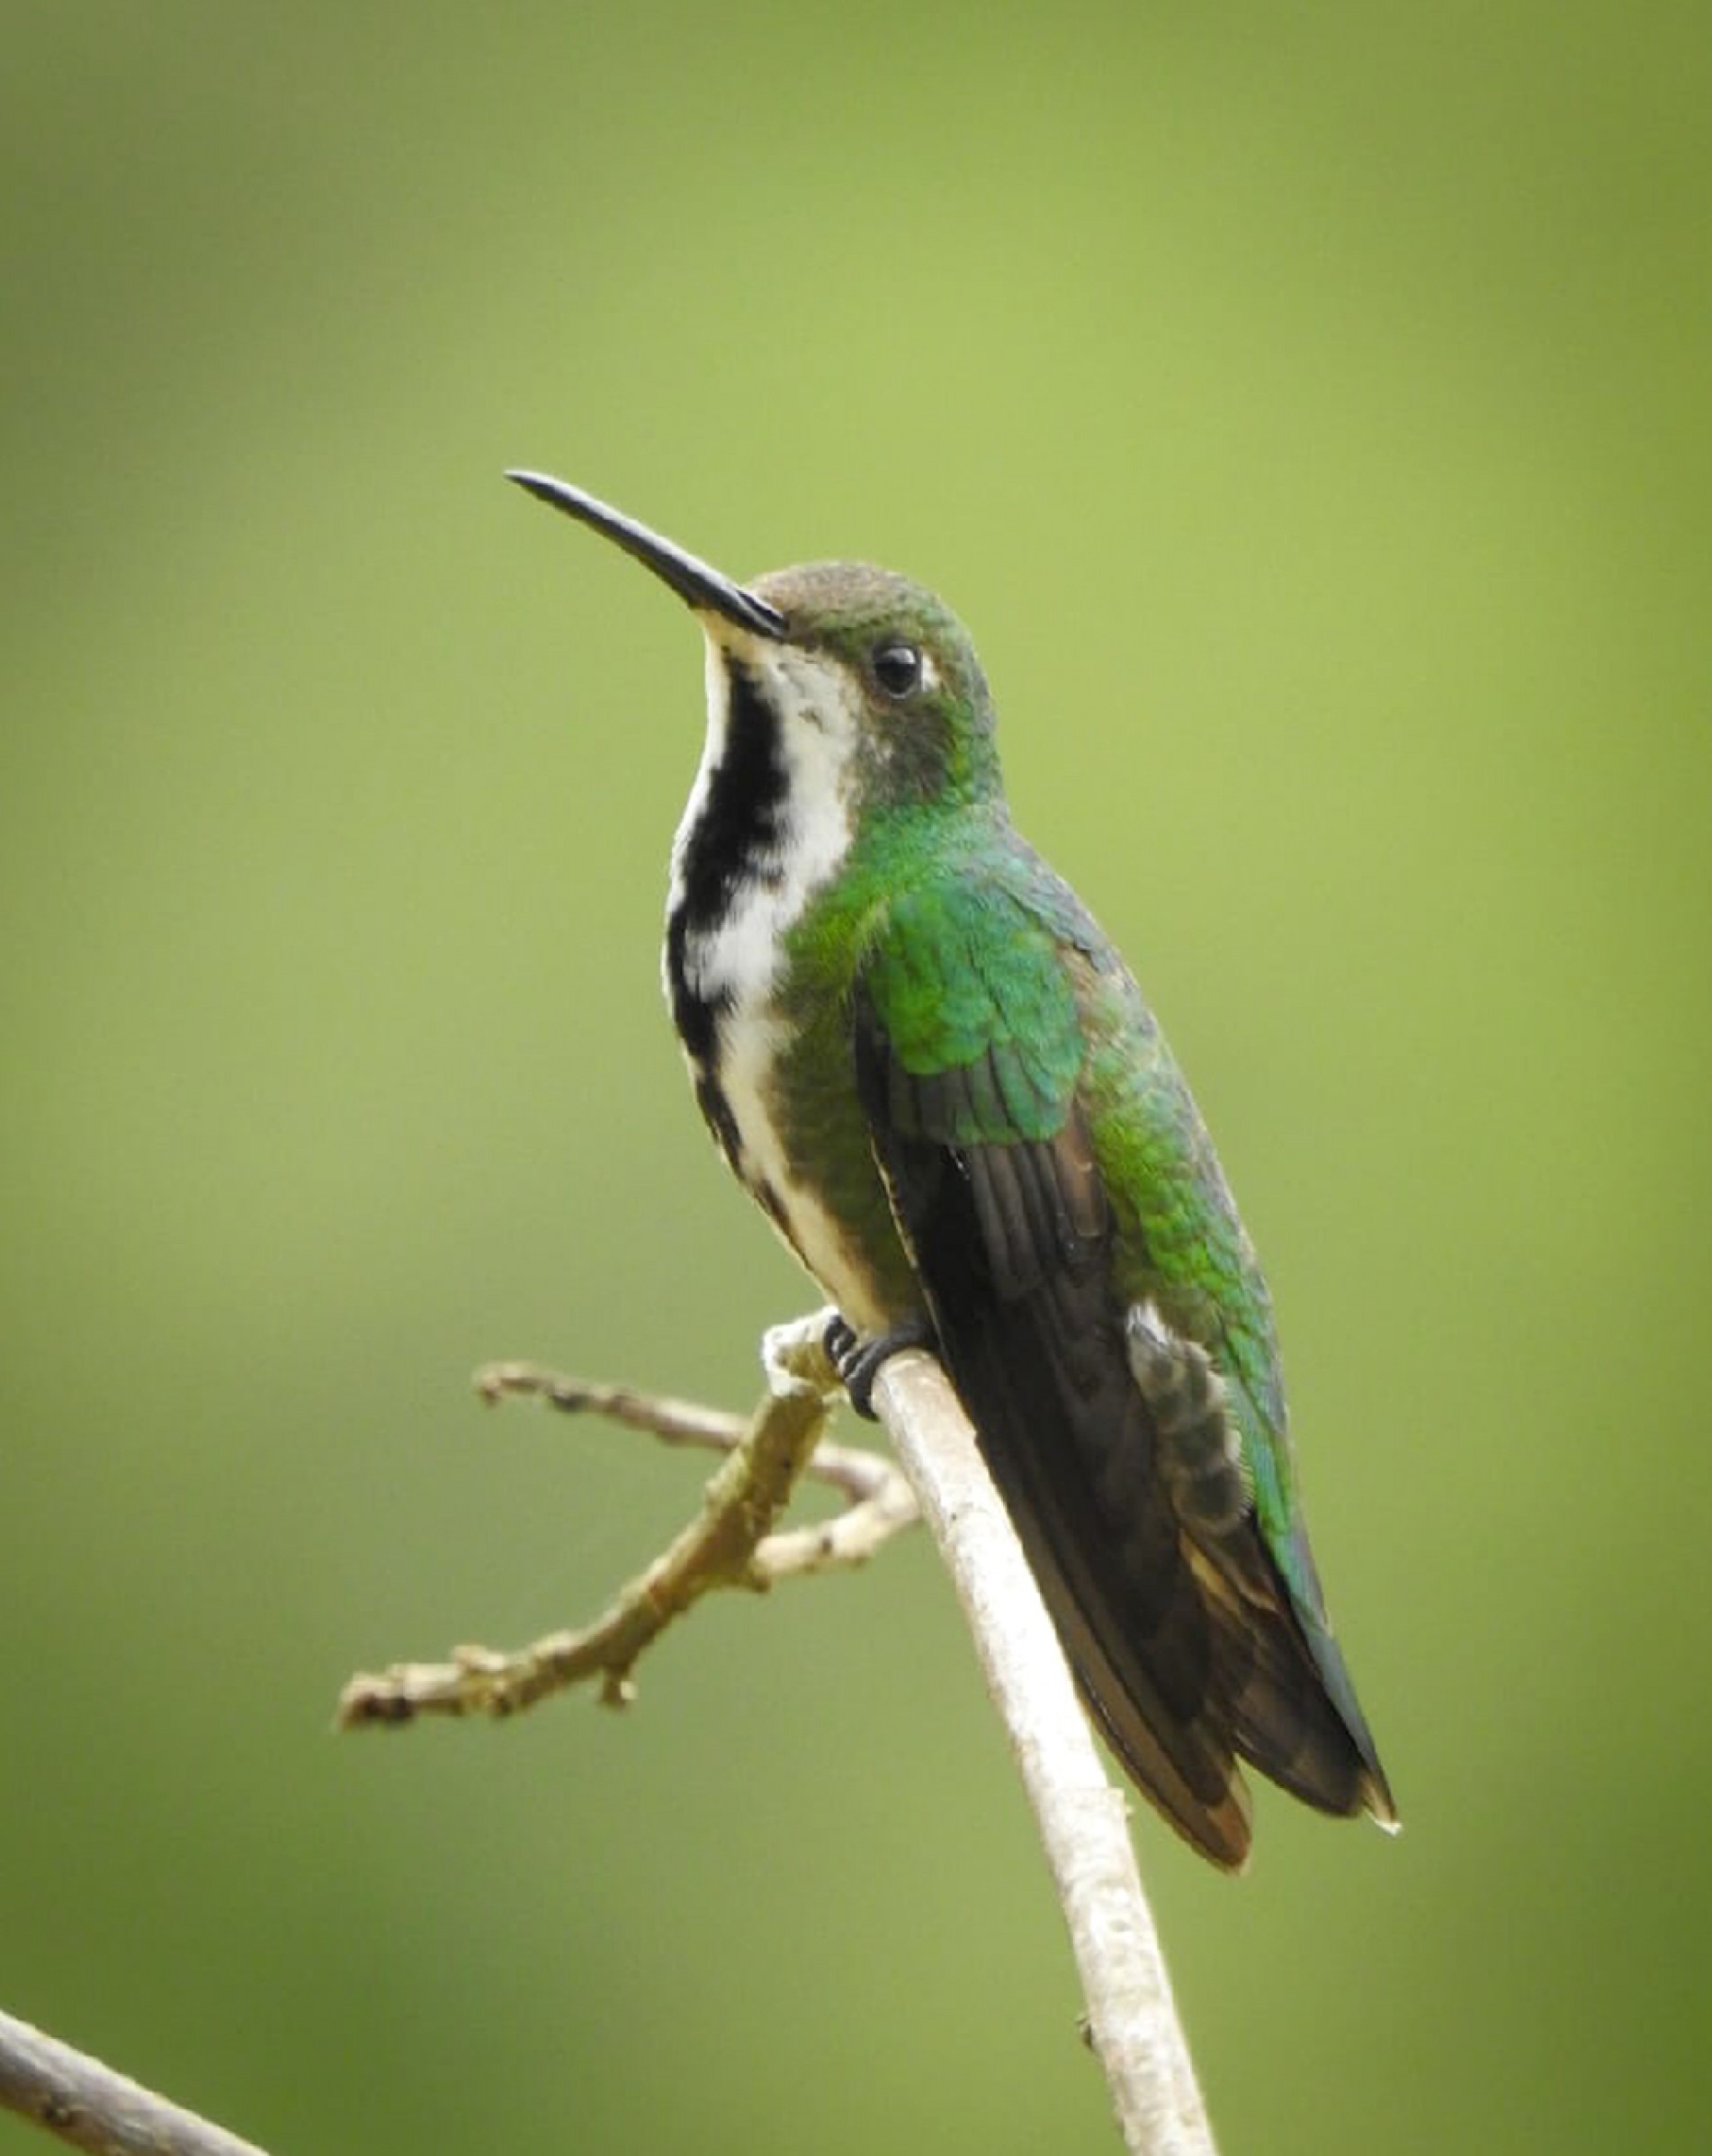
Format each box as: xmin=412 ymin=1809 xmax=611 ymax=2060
xmin=503 ymin=466 xmax=786 ymax=642
xmin=504 ymin=467 xmax=576 ymax=509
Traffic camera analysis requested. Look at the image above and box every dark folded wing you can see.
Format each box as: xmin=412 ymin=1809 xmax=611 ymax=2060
xmin=854 ymin=903 xmax=1386 ymax=1866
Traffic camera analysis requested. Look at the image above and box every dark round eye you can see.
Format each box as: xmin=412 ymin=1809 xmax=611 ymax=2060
xmin=873 ymin=640 xmax=922 ymax=696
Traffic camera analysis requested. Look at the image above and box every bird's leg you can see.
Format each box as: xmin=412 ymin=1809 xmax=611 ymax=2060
xmin=823 ymin=1310 xmax=938 ymax=1421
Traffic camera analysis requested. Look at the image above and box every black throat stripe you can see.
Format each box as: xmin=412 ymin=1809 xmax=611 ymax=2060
xmin=664 ymin=658 xmax=790 ymax=1071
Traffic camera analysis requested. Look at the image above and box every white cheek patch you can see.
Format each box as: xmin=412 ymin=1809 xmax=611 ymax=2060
xmin=769 ymin=643 xmax=863 ymax=904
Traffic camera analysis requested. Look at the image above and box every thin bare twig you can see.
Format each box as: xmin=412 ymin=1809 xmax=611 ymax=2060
xmin=0 ymin=2005 xmax=270 ymax=2156
xmin=473 ymin=1357 xmax=919 ymax=1569
xmin=337 ymin=1333 xmax=917 ymax=1726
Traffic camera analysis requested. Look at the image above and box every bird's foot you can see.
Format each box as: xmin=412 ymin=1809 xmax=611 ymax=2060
xmin=822 ymin=1312 xmax=937 ymax=1422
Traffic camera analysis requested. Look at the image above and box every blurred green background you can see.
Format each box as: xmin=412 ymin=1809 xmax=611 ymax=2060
xmin=4 ymin=4 xmax=1708 ymax=2151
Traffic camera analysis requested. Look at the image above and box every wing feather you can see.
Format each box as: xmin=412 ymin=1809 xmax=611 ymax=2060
xmin=853 ymin=893 xmax=1390 ymax=1866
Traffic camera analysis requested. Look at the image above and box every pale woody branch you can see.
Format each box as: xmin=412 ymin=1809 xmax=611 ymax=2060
xmin=0 ymin=2005 xmax=271 ymax=2156
xmin=1 ymin=1327 xmax=1212 ymax=2156
xmin=339 ymin=1316 xmax=1216 ymax=2156
xmin=868 ymin=1339 xmax=1215 ymax=2156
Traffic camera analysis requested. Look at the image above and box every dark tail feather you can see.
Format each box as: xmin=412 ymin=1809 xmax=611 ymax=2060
xmin=1206 ymin=1550 xmax=1394 ymax=1827
xmin=1237 ymin=1526 xmax=1397 ymax=1828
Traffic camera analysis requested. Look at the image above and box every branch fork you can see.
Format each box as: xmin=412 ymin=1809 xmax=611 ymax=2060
xmin=337 ymin=1314 xmax=1216 ymax=2156
xmin=337 ymin=1327 xmax=917 ymax=1727
xmin=1 ymin=1318 xmax=1216 ymax=2156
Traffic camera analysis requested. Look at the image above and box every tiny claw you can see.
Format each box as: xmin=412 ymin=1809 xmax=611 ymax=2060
xmin=823 ymin=1312 xmax=858 ymax=1368
xmin=823 ymin=1311 xmax=936 ymax=1421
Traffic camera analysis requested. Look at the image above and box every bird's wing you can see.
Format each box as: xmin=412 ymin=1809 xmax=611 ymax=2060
xmin=854 ymin=879 xmax=1387 ymax=1866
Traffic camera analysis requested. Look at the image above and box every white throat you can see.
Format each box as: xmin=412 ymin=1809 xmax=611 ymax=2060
xmin=666 ymin=633 xmax=863 ymax=1014
xmin=661 ymin=632 xmax=892 ymax=1322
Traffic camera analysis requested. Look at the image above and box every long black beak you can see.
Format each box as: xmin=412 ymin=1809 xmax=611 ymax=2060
xmin=506 ymin=471 xmax=787 ymax=641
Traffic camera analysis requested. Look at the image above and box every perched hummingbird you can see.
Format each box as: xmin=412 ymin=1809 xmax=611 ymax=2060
xmin=509 ymin=471 xmax=1394 ymax=1869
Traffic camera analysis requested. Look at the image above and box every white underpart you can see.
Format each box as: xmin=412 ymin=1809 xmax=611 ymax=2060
xmin=664 ymin=628 xmax=891 ymax=1327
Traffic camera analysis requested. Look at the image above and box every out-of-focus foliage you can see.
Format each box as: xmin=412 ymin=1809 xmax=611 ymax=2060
xmin=4 ymin=5 xmax=1708 ymax=2151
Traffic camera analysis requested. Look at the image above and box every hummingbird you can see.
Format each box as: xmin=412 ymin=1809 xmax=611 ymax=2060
xmin=508 ymin=470 xmax=1394 ymax=1869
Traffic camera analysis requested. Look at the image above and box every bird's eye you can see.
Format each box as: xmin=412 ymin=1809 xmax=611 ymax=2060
xmin=873 ymin=641 xmax=922 ymax=697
